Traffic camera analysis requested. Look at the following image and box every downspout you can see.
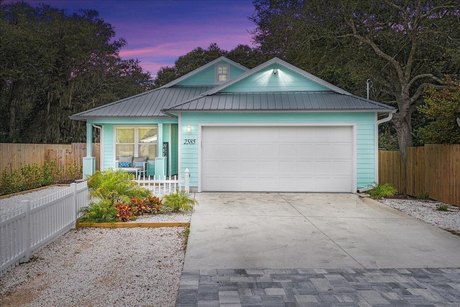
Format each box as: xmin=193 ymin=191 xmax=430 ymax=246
xmin=357 ymin=111 xmax=395 ymax=193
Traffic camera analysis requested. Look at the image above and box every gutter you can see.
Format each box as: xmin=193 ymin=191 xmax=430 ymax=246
xmin=376 ymin=111 xmax=394 ymax=125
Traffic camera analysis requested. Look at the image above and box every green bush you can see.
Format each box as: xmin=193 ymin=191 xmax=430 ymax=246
xmin=80 ymin=199 xmax=117 ymax=222
xmin=368 ymin=183 xmax=397 ymax=199
xmin=88 ymin=170 xmax=150 ymax=203
xmin=0 ymin=162 xmax=61 ymax=196
xmin=163 ymin=191 xmax=198 ymax=212
xmin=436 ymin=204 xmax=449 ymax=211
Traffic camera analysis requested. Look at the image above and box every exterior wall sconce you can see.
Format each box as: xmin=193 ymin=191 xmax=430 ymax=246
xmin=186 ymin=125 xmax=192 ymax=133
xmin=273 ymin=68 xmax=278 ymax=75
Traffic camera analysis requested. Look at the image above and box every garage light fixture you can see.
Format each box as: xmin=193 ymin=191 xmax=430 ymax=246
xmin=273 ymin=68 xmax=278 ymax=75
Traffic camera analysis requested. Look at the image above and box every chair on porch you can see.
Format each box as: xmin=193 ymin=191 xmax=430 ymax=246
xmin=116 ymin=156 xmax=147 ymax=178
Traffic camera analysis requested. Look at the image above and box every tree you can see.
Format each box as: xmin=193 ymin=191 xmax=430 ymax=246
xmin=0 ymin=2 xmax=152 ymax=143
xmin=252 ymin=0 xmax=460 ymax=159
xmin=416 ymin=82 xmax=460 ymax=144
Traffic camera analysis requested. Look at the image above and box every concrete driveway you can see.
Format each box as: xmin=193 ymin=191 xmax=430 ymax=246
xmin=184 ymin=193 xmax=460 ymax=270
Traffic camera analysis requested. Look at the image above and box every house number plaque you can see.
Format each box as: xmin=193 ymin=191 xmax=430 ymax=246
xmin=184 ymin=138 xmax=196 ymax=145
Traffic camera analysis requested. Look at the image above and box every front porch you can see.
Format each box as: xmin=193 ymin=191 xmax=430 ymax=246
xmin=83 ymin=119 xmax=179 ymax=180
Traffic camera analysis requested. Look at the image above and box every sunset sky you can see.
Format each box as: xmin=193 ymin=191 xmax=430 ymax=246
xmin=25 ymin=0 xmax=256 ymax=77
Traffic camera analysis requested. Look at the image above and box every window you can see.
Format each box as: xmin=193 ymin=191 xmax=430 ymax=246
xmin=216 ymin=64 xmax=229 ymax=83
xmin=116 ymin=126 xmax=157 ymax=159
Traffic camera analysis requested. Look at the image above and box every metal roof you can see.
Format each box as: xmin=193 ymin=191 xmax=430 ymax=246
xmin=70 ymin=86 xmax=212 ymax=120
xmin=165 ymin=91 xmax=395 ymax=112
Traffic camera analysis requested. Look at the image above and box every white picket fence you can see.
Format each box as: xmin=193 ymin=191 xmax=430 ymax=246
xmin=0 ymin=181 xmax=89 ymax=276
xmin=135 ymin=168 xmax=190 ymax=195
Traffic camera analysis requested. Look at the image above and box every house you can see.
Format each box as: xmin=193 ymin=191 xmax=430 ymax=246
xmin=70 ymin=57 xmax=395 ymax=193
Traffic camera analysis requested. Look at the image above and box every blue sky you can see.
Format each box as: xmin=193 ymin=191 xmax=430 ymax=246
xmin=24 ymin=0 xmax=256 ymax=76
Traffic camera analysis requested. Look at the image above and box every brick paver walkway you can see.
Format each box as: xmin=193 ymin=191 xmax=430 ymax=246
xmin=176 ymin=268 xmax=460 ymax=306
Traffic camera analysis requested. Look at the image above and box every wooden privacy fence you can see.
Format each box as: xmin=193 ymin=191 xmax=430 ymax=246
xmin=0 ymin=143 xmax=100 ymax=179
xmin=379 ymin=144 xmax=460 ymax=206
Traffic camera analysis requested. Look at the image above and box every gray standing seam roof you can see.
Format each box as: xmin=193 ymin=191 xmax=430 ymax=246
xmin=165 ymin=91 xmax=395 ymax=112
xmin=70 ymin=86 xmax=213 ymax=120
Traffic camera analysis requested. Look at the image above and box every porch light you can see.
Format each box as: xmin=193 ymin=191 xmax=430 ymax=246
xmin=273 ymin=68 xmax=278 ymax=75
xmin=186 ymin=125 xmax=192 ymax=133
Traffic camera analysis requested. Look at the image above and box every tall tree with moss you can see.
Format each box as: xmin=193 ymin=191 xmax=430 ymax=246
xmin=252 ymin=0 xmax=460 ymax=159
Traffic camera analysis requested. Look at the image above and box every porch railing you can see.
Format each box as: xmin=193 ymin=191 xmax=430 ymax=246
xmin=135 ymin=168 xmax=190 ymax=195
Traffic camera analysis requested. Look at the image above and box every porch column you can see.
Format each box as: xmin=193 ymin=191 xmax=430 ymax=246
xmin=83 ymin=122 xmax=96 ymax=178
xmin=157 ymin=123 xmax=163 ymax=157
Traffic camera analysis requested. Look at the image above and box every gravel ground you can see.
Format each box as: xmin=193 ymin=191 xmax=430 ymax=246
xmin=133 ymin=212 xmax=192 ymax=222
xmin=0 ymin=227 xmax=186 ymax=307
xmin=380 ymin=198 xmax=460 ymax=232
xmin=0 ymin=186 xmax=67 ymax=213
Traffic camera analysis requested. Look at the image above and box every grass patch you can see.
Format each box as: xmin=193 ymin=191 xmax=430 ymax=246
xmin=368 ymin=183 xmax=397 ymax=199
xmin=436 ymin=204 xmax=449 ymax=211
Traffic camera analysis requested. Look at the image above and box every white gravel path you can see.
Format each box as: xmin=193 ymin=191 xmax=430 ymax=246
xmin=380 ymin=198 xmax=460 ymax=232
xmin=0 ymin=227 xmax=186 ymax=307
xmin=0 ymin=186 xmax=67 ymax=213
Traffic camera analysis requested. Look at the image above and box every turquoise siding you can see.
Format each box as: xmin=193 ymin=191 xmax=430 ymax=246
xmin=171 ymin=124 xmax=179 ymax=175
xmin=102 ymin=124 xmax=114 ymax=170
xmin=180 ymin=112 xmax=376 ymax=190
xmin=224 ymin=64 xmax=328 ymax=92
xmin=177 ymin=60 xmax=246 ymax=86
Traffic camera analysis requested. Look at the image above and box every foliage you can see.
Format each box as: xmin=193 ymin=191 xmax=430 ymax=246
xmin=146 ymin=195 xmax=163 ymax=214
xmin=115 ymin=202 xmax=133 ymax=222
xmin=163 ymin=191 xmax=198 ymax=212
xmin=80 ymin=199 xmax=117 ymax=223
xmin=436 ymin=204 xmax=449 ymax=211
xmin=0 ymin=2 xmax=152 ymax=143
xmin=0 ymin=162 xmax=61 ymax=195
xmin=130 ymin=196 xmax=151 ymax=215
xmin=417 ymin=83 xmax=460 ymax=144
xmin=87 ymin=170 xmax=150 ymax=203
xmin=251 ymin=0 xmax=460 ymax=155
xmin=368 ymin=184 xmax=397 ymax=199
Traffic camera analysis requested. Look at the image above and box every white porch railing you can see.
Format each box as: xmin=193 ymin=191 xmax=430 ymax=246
xmin=135 ymin=168 xmax=190 ymax=195
xmin=0 ymin=181 xmax=89 ymax=276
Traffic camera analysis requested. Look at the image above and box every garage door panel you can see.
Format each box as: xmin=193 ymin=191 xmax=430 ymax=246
xmin=201 ymin=126 xmax=354 ymax=192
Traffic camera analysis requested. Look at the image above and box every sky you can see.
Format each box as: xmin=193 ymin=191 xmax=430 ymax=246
xmin=24 ymin=0 xmax=257 ymax=77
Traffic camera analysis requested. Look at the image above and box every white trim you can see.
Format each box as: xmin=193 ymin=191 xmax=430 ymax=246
xmin=166 ymin=109 xmax=394 ymax=115
xmin=198 ymin=123 xmax=357 ymax=193
xmin=374 ymin=112 xmax=378 ymax=184
xmin=202 ymin=57 xmax=351 ymax=96
xmin=161 ymin=56 xmax=248 ymax=88
xmin=178 ymin=113 xmax=182 ymax=184
xmin=100 ymin=126 xmax=104 ymax=171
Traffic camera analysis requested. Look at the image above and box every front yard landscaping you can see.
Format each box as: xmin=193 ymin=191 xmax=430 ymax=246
xmin=0 ymin=227 xmax=186 ymax=307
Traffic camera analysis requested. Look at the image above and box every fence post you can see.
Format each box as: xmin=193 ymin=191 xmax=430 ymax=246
xmin=71 ymin=183 xmax=77 ymax=225
xmin=184 ymin=168 xmax=190 ymax=194
xmin=21 ymin=200 xmax=31 ymax=262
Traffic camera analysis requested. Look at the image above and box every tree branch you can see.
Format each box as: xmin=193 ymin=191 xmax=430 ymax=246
xmin=407 ymin=73 xmax=443 ymax=89
xmin=344 ymin=17 xmax=405 ymax=83
xmin=410 ymin=83 xmax=445 ymax=104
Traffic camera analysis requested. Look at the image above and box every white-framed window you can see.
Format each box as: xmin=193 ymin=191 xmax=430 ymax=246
xmin=216 ymin=64 xmax=229 ymax=83
xmin=115 ymin=126 xmax=157 ymax=159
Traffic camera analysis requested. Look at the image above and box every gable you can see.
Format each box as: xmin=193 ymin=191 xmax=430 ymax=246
xmin=222 ymin=63 xmax=329 ymax=93
xmin=177 ymin=60 xmax=247 ymax=86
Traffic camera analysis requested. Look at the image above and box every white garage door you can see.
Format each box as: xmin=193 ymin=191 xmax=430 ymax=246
xmin=201 ymin=126 xmax=354 ymax=192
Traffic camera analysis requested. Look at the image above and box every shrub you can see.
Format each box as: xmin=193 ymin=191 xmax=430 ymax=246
xmin=368 ymin=183 xmax=397 ymax=199
xmin=436 ymin=204 xmax=449 ymax=211
xmin=163 ymin=191 xmax=198 ymax=212
xmin=88 ymin=170 xmax=150 ymax=203
xmin=115 ymin=202 xmax=133 ymax=222
xmin=146 ymin=195 xmax=163 ymax=214
xmin=0 ymin=162 xmax=61 ymax=196
xmin=130 ymin=196 xmax=151 ymax=215
xmin=80 ymin=199 xmax=117 ymax=222
xmin=417 ymin=192 xmax=430 ymax=200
